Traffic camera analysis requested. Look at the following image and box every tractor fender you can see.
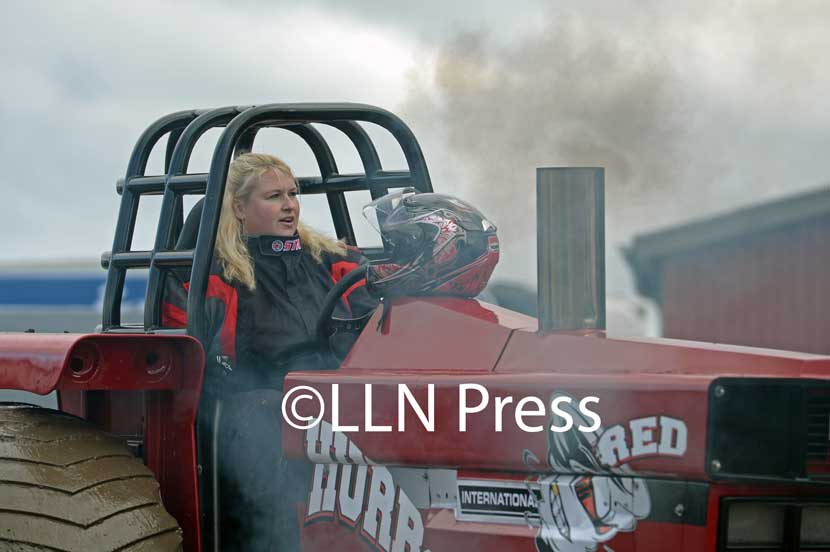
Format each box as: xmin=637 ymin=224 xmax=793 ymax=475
xmin=0 ymin=332 xmax=204 ymax=395
xmin=0 ymin=332 xmax=81 ymax=394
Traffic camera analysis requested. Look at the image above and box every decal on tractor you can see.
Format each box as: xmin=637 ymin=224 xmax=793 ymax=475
xmin=596 ymin=415 xmax=688 ymax=467
xmin=529 ymin=393 xmax=686 ymax=552
xmin=455 ymin=393 xmax=689 ymax=552
xmin=457 ymin=479 xmax=542 ymax=523
xmin=304 ymin=421 xmax=427 ymax=552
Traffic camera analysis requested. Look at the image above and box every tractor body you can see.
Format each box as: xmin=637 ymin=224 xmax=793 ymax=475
xmin=1 ymin=104 xmax=828 ymax=552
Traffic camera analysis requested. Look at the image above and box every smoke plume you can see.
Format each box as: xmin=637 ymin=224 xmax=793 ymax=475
xmin=403 ymin=1 xmax=830 ymax=293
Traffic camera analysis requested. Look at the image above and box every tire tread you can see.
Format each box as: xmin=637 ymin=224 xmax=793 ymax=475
xmin=0 ymin=404 xmax=182 ymax=551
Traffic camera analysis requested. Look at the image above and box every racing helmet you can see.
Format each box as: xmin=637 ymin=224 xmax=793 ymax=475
xmin=363 ymin=189 xmax=499 ymax=297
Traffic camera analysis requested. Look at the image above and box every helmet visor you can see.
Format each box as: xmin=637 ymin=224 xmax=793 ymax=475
xmin=362 ymin=188 xmax=433 ymax=234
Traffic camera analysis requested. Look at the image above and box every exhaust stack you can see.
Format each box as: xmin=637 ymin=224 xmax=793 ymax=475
xmin=536 ymin=167 xmax=605 ymax=332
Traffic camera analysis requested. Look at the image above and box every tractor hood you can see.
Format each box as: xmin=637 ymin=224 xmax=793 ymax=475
xmin=284 ymin=297 xmax=830 ymax=485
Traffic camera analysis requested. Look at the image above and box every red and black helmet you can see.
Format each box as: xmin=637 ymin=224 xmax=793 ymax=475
xmin=363 ymin=189 xmax=499 ymax=297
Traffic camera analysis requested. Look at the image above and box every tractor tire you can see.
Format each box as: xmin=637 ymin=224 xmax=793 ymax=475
xmin=0 ymin=403 xmax=183 ymax=552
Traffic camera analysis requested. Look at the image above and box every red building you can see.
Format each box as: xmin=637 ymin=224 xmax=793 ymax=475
xmin=626 ymin=186 xmax=830 ymax=354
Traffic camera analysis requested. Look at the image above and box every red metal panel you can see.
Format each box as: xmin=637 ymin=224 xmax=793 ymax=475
xmin=302 ymin=508 xmax=541 ymax=551
xmin=0 ymin=333 xmax=202 ymax=393
xmin=0 ymin=332 xmax=82 ymax=394
xmin=284 ymin=371 xmax=710 ymax=477
xmin=342 ymin=297 xmax=522 ymax=373
xmin=57 ymin=389 xmax=86 ymax=418
xmin=417 ymin=508 xmax=540 ymax=551
xmin=83 ymin=390 xmax=144 ymax=437
xmin=285 ymin=299 xmax=830 ymax=479
xmin=144 ymin=387 xmax=203 ymax=552
xmin=57 ymin=336 xmax=187 ymax=391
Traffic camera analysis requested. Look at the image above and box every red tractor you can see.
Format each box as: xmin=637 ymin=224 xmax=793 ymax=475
xmin=1 ymin=104 xmax=828 ymax=551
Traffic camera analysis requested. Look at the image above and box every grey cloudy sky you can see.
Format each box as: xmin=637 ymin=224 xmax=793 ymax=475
xmin=2 ymin=1 xmax=830 ymax=294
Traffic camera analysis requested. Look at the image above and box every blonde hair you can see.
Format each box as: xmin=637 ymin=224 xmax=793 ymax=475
xmin=215 ymin=152 xmax=346 ymax=290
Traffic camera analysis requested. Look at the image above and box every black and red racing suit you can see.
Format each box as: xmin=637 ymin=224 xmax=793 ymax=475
xmin=162 ymin=234 xmax=377 ymax=550
xmin=162 ymin=234 xmax=376 ymax=392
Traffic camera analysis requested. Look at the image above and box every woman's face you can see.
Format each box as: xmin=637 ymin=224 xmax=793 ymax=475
xmin=236 ymin=168 xmax=300 ymax=237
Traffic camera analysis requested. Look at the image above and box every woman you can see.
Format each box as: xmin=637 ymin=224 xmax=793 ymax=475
xmin=162 ymin=152 xmax=376 ymax=550
xmin=164 ymin=152 xmax=374 ymax=389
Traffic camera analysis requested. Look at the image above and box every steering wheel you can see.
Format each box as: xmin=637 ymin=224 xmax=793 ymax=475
xmin=262 ymin=266 xmax=375 ymax=372
xmin=314 ymin=266 xmax=376 ymax=359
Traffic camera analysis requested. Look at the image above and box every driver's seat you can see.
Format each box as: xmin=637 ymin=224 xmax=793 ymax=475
xmin=176 ymin=197 xmax=205 ymax=251
xmin=156 ymin=198 xmax=203 ymax=329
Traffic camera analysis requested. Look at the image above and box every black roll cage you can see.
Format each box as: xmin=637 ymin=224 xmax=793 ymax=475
xmin=100 ymin=103 xmax=433 ymax=550
xmin=101 ymin=103 xmax=433 ymax=344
